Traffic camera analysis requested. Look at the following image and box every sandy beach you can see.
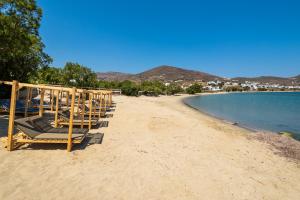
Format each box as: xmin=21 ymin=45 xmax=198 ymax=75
xmin=0 ymin=95 xmax=300 ymax=200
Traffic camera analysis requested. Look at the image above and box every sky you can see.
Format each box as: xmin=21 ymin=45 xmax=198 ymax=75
xmin=38 ymin=0 xmax=300 ymax=78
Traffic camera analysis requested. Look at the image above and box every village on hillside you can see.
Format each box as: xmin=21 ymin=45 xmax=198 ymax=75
xmin=176 ymin=79 xmax=300 ymax=92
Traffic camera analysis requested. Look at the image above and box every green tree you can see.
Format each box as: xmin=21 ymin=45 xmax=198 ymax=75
xmin=62 ymin=62 xmax=97 ymax=87
xmin=0 ymin=0 xmax=51 ymax=82
xmin=165 ymin=83 xmax=183 ymax=95
xmin=243 ymin=86 xmax=250 ymax=91
xmin=225 ymin=86 xmax=243 ymax=92
xmin=141 ymin=81 xmax=165 ymax=96
xmin=186 ymin=83 xmax=202 ymax=94
xmin=30 ymin=66 xmax=62 ymax=84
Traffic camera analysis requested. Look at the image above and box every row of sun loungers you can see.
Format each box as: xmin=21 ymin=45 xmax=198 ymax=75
xmin=0 ymin=80 xmax=113 ymax=152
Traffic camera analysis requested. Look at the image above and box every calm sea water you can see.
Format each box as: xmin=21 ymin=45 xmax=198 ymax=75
xmin=184 ymin=92 xmax=300 ymax=139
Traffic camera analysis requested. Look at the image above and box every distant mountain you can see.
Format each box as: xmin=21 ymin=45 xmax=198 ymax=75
xmin=96 ymin=66 xmax=300 ymax=85
xmin=96 ymin=72 xmax=134 ymax=81
xmin=135 ymin=65 xmax=221 ymax=81
xmin=293 ymin=75 xmax=300 ymax=82
xmin=232 ymin=76 xmax=299 ymax=85
xmin=97 ymin=65 xmax=222 ymax=82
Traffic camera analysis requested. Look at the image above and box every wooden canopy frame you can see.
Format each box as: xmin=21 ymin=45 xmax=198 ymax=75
xmin=1 ymin=80 xmax=113 ymax=152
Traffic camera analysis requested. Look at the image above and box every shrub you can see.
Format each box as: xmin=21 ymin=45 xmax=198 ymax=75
xmin=166 ymin=83 xmax=183 ymax=95
xmin=186 ymin=83 xmax=203 ymax=94
xmin=120 ymin=80 xmax=140 ymax=96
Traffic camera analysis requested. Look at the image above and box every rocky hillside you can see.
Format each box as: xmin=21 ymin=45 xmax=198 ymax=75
xmin=232 ymin=75 xmax=300 ymax=85
xmin=97 ymin=65 xmax=222 ymax=82
xmin=96 ymin=72 xmax=134 ymax=81
xmin=135 ymin=65 xmax=221 ymax=81
xmin=97 ymin=66 xmax=300 ymax=85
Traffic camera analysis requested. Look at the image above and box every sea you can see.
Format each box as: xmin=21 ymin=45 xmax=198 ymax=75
xmin=184 ymin=92 xmax=300 ymax=140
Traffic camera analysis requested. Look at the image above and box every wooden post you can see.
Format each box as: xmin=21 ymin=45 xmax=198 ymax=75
xmin=24 ymin=88 xmax=30 ymax=117
xmin=104 ymin=94 xmax=107 ymax=111
xmin=39 ymin=89 xmax=45 ymax=117
xmin=81 ymin=92 xmax=86 ymax=129
xmin=88 ymin=93 xmax=93 ymax=130
xmin=110 ymin=92 xmax=112 ymax=106
xmin=54 ymin=90 xmax=59 ymax=128
xmin=50 ymin=90 xmax=54 ymax=111
xmin=98 ymin=93 xmax=102 ymax=118
xmin=7 ymin=80 xmax=18 ymax=151
xmin=77 ymin=93 xmax=81 ymax=115
xmin=67 ymin=87 xmax=76 ymax=152
xmin=66 ymin=91 xmax=69 ymax=107
xmin=109 ymin=93 xmax=112 ymax=107
xmin=93 ymin=94 xmax=96 ymax=118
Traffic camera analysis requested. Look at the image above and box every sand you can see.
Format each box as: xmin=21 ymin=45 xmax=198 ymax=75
xmin=0 ymin=95 xmax=300 ymax=200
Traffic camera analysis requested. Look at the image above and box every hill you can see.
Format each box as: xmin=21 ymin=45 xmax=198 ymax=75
xmin=97 ymin=65 xmax=222 ymax=82
xmin=135 ymin=65 xmax=221 ymax=81
xmin=96 ymin=72 xmax=134 ymax=81
xmin=97 ymin=66 xmax=300 ymax=85
xmin=232 ymin=76 xmax=299 ymax=85
xmin=293 ymin=75 xmax=300 ymax=82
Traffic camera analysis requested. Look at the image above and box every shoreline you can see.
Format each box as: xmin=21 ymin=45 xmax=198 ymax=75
xmin=181 ymin=94 xmax=259 ymax=133
xmin=182 ymin=92 xmax=300 ymax=138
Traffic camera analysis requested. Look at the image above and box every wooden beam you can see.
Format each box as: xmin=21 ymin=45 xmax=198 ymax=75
xmin=7 ymin=80 xmax=18 ymax=151
xmin=66 ymin=91 xmax=69 ymax=107
xmin=67 ymin=87 xmax=76 ymax=152
xmin=104 ymin=94 xmax=107 ymax=111
xmin=93 ymin=94 xmax=96 ymax=118
xmin=39 ymin=88 xmax=45 ymax=117
xmin=50 ymin=90 xmax=54 ymax=111
xmin=109 ymin=93 xmax=112 ymax=107
xmin=81 ymin=92 xmax=86 ymax=129
xmin=54 ymin=90 xmax=59 ymax=128
xmin=98 ymin=93 xmax=102 ymax=118
xmin=77 ymin=93 xmax=81 ymax=115
xmin=88 ymin=93 xmax=93 ymax=130
xmin=2 ymin=81 xmax=73 ymax=92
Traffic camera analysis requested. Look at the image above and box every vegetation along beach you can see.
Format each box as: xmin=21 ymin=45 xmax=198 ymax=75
xmin=1 ymin=0 xmax=300 ymax=200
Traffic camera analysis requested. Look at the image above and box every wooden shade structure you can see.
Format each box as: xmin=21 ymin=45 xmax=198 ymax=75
xmin=2 ymin=81 xmax=76 ymax=151
xmin=1 ymin=80 xmax=113 ymax=152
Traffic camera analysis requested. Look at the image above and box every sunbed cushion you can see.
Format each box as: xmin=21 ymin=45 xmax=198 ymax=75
xmin=15 ymin=116 xmax=42 ymax=138
xmin=15 ymin=116 xmax=88 ymax=139
xmin=31 ymin=117 xmax=53 ymax=132
xmin=60 ymin=110 xmax=99 ymax=121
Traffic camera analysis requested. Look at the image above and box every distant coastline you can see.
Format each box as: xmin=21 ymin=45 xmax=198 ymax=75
xmin=182 ymin=93 xmax=260 ymax=133
xmin=182 ymin=91 xmax=300 ymax=139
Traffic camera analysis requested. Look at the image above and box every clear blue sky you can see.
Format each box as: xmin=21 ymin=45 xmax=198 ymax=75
xmin=38 ymin=0 xmax=300 ymax=77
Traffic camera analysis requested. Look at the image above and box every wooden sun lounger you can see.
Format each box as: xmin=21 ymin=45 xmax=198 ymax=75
xmin=58 ymin=111 xmax=100 ymax=126
xmin=13 ymin=116 xmax=88 ymax=144
xmin=78 ymin=105 xmax=106 ymax=117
